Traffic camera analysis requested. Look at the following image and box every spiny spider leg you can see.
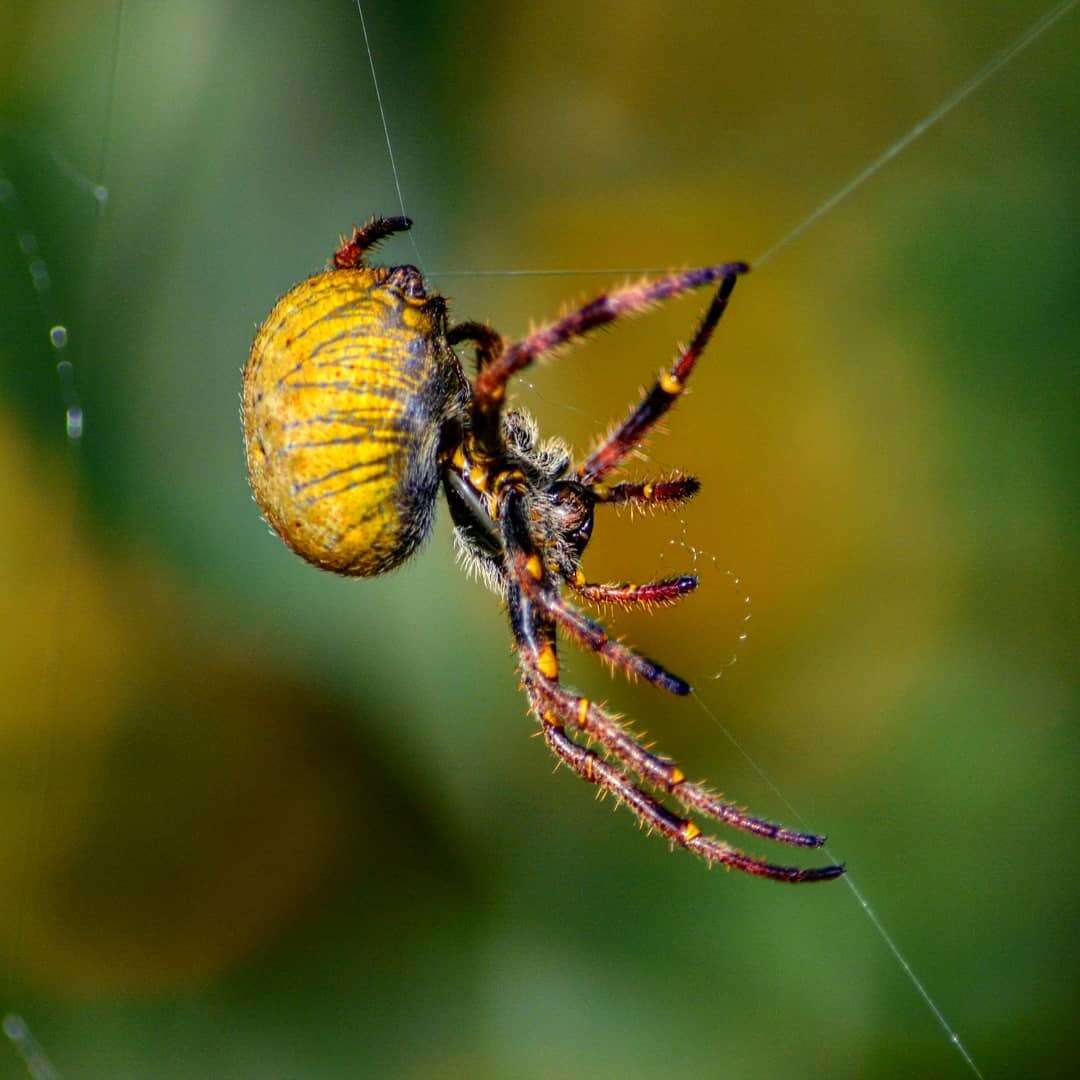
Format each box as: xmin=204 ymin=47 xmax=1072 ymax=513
xmin=529 ymin=675 xmax=829 ymax=852
xmin=519 ymin=557 xmax=690 ymax=696
xmin=592 ymin=475 xmax=701 ymax=509
xmin=471 ymin=264 xmax=748 ymax=453
xmin=502 ymin=492 xmax=842 ymax=880
xmin=509 ymin=588 xmax=840 ymax=881
xmin=537 ymin=705 xmax=840 ymax=883
xmin=569 ymin=574 xmax=699 ymax=611
xmin=579 ymin=270 xmax=742 ymax=483
xmin=333 ymin=215 xmax=413 ymax=269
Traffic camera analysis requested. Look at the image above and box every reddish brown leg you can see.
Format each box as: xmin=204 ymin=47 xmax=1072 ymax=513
xmin=573 ymin=478 xmax=702 ymax=610
xmin=537 ymin=715 xmax=840 ymax=881
xmin=505 ymin=488 xmax=693 ymax=695
xmin=514 ymin=648 xmax=840 ymax=881
xmin=501 ymin=491 xmax=843 ymax=882
xmin=570 ymin=574 xmax=699 ymax=611
xmin=519 ymin=558 xmax=690 ymax=697
xmin=472 ymin=264 xmax=748 ymax=452
xmin=529 ymin=675 xmax=833 ymax=854
xmin=333 ymin=215 xmax=413 ymax=269
xmin=592 ymin=475 xmax=700 ymax=509
xmin=579 ymin=271 xmax=741 ymax=483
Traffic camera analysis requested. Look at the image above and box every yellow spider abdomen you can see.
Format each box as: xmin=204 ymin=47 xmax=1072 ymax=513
xmin=242 ymin=267 xmax=464 ymax=576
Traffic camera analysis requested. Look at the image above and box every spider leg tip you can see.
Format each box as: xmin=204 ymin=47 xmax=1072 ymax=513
xmin=772 ymin=861 xmax=846 ymax=884
xmin=788 ymin=860 xmax=846 ymax=883
xmin=670 ymin=675 xmax=692 ymax=696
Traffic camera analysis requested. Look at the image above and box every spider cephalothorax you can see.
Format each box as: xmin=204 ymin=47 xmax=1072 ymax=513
xmin=242 ymin=215 xmax=843 ymax=883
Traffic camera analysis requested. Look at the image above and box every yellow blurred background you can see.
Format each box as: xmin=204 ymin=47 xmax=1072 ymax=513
xmin=1 ymin=2 xmax=1076 ymax=1076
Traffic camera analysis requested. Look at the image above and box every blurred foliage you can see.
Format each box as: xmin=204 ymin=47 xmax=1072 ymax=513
xmin=0 ymin=1 xmax=1077 ymax=1077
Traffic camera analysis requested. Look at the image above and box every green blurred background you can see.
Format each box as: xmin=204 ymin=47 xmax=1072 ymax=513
xmin=1 ymin=2 xmax=1076 ymax=1076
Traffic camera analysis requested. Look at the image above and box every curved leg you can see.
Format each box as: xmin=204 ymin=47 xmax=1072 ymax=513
xmin=579 ymin=270 xmax=741 ymax=483
xmin=506 ymin=496 xmax=689 ymax=695
xmin=333 ymin=215 xmax=412 ymax=269
xmin=518 ymin=555 xmax=689 ymax=696
xmin=529 ymin=674 xmax=830 ymax=852
xmin=500 ymin=491 xmax=843 ymax=882
xmin=538 ymin=718 xmax=839 ymax=881
xmin=472 ymin=263 xmax=748 ymax=451
xmin=591 ymin=475 xmax=701 ymax=510
xmin=569 ymin=574 xmax=699 ymax=611
xmin=447 ymin=321 xmax=504 ymax=372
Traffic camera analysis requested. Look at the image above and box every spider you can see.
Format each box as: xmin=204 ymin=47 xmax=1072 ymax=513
xmin=242 ymin=215 xmax=843 ymax=884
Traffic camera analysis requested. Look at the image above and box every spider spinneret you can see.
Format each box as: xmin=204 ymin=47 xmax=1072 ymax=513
xmin=242 ymin=214 xmax=844 ymax=884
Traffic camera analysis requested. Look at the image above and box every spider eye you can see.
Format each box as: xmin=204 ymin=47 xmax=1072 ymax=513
xmin=550 ymin=481 xmax=595 ymax=556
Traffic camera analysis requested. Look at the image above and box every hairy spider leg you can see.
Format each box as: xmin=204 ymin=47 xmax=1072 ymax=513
xmin=569 ymin=477 xmax=703 ymax=611
xmin=447 ymin=321 xmax=504 ymax=373
xmin=579 ymin=270 xmax=742 ymax=483
xmin=501 ymin=493 xmax=841 ymax=879
xmin=333 ymin=214 xmax=413 ymax=269
xmin=502 ymin=491 xmax=683 ymax=693
xmin=508 ymin=510 xmax=828 ymax=851
xmin=520 ymin=556 xmax=691 ymax=696
xmin=591 ymin=475 xmax=701 ymax=509
xmin=470 ymin=264 xmax=748 ymax=454
xmin=569 ymin=574 xmax=700 ymax=611
xmin=529 ymin=677 xmax=832 ymax=854
xmin=510 ymin=589 xmax=840 ymax=880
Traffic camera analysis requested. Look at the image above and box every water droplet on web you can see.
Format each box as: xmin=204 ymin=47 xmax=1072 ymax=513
xmin=65 ymin=406 xmax=84 ymax=440
xmin=666 ymin=521 xmax=753 ymax=680
xmin=30 ymin=258 xmax=50 ymax=291
xmin=17 ymin=229 xmax=37 ymax=255
xmin=93 ymin=184 xmax=109 ymax=208
xmin=3 ymin=1010 xmax=59 ymax=1079
xmin=1 ymin=1015 xmax=26 ymax=1041
xmin=0 ymin=178 xmax=13 ymax=203
xmin=49 ymin=324 xmax=68 ymax=349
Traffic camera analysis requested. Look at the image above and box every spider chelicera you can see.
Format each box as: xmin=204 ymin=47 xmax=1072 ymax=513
xmin=242 ymin=215 xmax=843 ymax=884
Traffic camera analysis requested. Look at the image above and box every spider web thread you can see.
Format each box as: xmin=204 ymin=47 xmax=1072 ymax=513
xmin=419 ymin=0 xmax=1077 ymax=281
